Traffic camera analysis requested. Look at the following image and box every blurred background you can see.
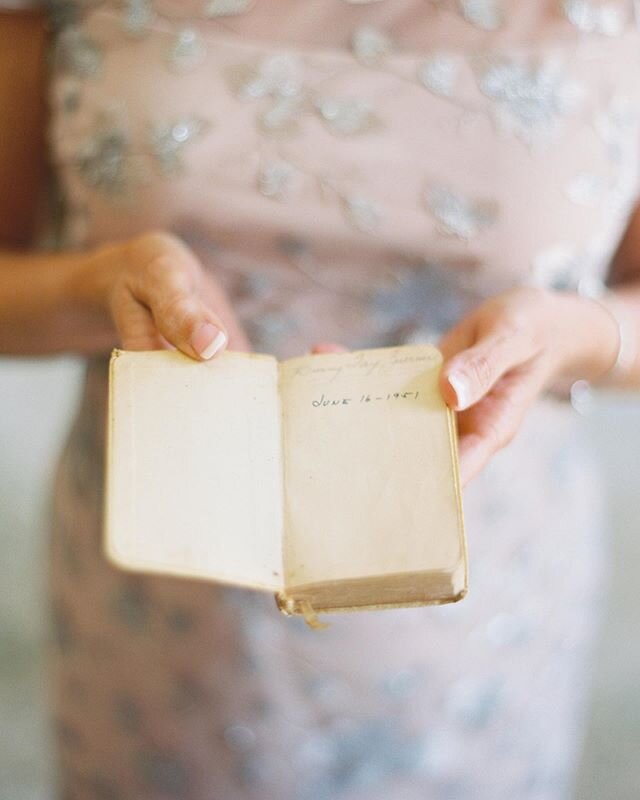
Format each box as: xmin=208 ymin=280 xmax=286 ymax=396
xmin=0 ymin=355 xmax=639 ymax=799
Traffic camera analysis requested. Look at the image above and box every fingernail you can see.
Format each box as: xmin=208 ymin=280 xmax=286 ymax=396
xmin=192 ymin=322 xmax=227 ymax=359
xmin=448 ymin=372 xmax=471 ymax=409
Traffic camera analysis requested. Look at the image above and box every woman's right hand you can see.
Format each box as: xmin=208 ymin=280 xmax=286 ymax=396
xmin=78 ymin=230 xmax=250 ymax=359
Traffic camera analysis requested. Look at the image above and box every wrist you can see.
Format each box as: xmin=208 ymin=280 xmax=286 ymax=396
xmin=549 ymin=289 xmax=621 ymax=383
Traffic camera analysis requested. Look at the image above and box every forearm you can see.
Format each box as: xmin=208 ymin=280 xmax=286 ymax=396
xmin=0 ymin=247 xmax=116 ymax=355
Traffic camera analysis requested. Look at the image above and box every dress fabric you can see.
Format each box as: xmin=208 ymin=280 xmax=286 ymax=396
xmin=41 ymin=1 xmax=640 ymax=798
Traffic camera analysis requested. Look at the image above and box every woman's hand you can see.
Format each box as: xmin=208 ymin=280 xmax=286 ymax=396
xmin=77 ymin=230 xmax=250 ymax=358
xmin=437 ymin=286 xmax=620 ymax=486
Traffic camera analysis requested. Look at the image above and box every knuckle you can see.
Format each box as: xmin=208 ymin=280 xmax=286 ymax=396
xmin=144 ymin=253 xmax=178 ymax=283
xmin=135 ymin=229 xmax=181 ymax=253
xmin=468 ymin=352 xmax=494 ymax=393
xmin=156 ymin=290 xmax=191 ymax=321
xmin=125 ymin=231 xmax=192 ymax=283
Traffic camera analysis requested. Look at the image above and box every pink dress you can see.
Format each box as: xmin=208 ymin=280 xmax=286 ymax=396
xmin=37 ymin=0 xmax=640 ymax=797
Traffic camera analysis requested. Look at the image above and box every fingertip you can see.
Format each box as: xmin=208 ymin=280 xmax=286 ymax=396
xmin=311 ymin=342 xmax=348 ymax=355
xmin=447 ymin=371 xmax=472 ymax=410
xmin=439 ymin=371 xmax=457 ymax=408
xmin=191 ymin=322 xmax=228 ymax=360
xmin=440 ymin=367 xmax=472 ymax=410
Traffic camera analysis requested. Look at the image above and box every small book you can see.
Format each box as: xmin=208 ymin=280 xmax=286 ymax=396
xmin=105 ymin=344 xmax=467 ymax=620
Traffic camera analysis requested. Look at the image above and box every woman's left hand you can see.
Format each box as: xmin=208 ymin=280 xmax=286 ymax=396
xmin=437 ymin=286 xmax=619 ymax=487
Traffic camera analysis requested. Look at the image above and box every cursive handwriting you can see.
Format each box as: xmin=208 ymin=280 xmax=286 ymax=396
xmin=311 ymin=391 xmax=420 ymax=408
xmin=291 ymin=349 xmax=439 ymax=383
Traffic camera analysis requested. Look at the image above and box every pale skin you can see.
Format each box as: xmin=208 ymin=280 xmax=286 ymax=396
xmin=2 ymin=11 xmax=640 ymax=487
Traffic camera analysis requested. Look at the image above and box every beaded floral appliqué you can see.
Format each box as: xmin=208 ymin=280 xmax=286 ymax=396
xmin=562 ymin=0 xmax=630 ymax=36
xmin=476 ymin=55 xmax=585 ymax=143
xmin=459 ymin=0 xmax=505 ymax=31
xmin=150 ymin=116 xmax=211 ymax=175
xmin=425 ymin=186 xmax=499 ymax=239
xmin=54 ymin=26 xmax=103 ymax=78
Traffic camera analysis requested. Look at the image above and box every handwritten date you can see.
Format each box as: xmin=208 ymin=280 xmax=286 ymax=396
xmin=311 ymin=391 xmax=420 ymax=408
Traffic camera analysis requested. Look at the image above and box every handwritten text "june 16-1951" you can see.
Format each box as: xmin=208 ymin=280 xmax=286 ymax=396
xmin=311 ymin=391 xmax=421 ymax=408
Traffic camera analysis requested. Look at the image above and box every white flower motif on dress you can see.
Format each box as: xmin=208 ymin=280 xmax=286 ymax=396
xmin=205 ymin=0 xmax=254 ymax=17
xmin=166 ymin=28 xmax=207 ymax=74
xmin=315 ymin=97 xmax=381 ymax=136
xmin=150 ymin=116 xmax=211 ymax=175
xmin=425 ymin=186 xmax=498 ymax=239
xmin=476 ymin=55 xmax=585 ymax=143
xmin=258 ymin=160 xmax=297 ymax=198
xmin=459 ymin=0 xmax=505 ymax=31
xmin=418 ymin=54 xmax=460 ymax=98
xmin=344 ymin=195 xmax=382 ymax=232
xmin=562 ymin=0 xmax=628 ymax=36
xmin=351 ymin=26 xmax=393 ymax=67
xmin=122 ymin=0 xmax=155 ymax=38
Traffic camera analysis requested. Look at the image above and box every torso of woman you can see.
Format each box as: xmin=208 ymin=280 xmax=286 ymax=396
xmin=44 ymin=2 xmax=637 ymax=798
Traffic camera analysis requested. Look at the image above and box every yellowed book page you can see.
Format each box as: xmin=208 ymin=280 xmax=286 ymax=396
xmin=279 ymin=346 xmax=464 ymax=589
xmin=106 ymin=350 xmax=284 ymax=591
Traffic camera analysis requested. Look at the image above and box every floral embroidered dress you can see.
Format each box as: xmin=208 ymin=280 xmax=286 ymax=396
xmin=21 ymin=0 xmax=640 ymax=797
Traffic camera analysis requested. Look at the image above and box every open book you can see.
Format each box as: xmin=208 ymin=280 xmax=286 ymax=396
xmin=106 ymin=345 xmax=467 ymax=620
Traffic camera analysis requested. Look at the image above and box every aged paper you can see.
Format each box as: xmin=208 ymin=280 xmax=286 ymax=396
xmin=279 ymin=346 xmax=465 ymax=589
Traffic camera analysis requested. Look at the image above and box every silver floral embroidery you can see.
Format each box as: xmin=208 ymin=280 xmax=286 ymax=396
xmin=476 ymin=56 xmax=585 ymax=143
xmin=54 ymin=26 xmax=103 ymax=78
xmin=564 ymin=172 xmax=608 ymax=206
xmin=259 ymin=96 xmax=303 ymax=135
xmin=61 ymin=88 xmax=81 ymax=114
xmin=446 ymin=676 xmax=504 ymax=729
xmin=293 ymin=717 xmax=430 ymax=795
xmin=426 ymin=186 xmax=498 ymax=239
xmin=381 ymin=668 xmax=422 ymax=699
xmin=352 ymin=26 xmax=392 ymax=67
xmin=258 ymin=160 xmax=296 ymax=197
xmin=485 ymin=612 xmax=532 ymax=646
xmin=229 ymin=54 xmax=305 ymax=136
xmin=344 ymin=195 xmax=382 ymax=232
xmin=205 ymin=0 xmax=254 ymax=16
xmin=166 ymin=28 xmax=207 ymax=74
xmin=459 ymin=0 xmax=504 ymax=30
xmin=562 ymin=0 xmax=628 ymax=35
xmin=418 ymin=54 xmax=459 ymax=97
xmin=315 ymin=96 xmax=381 ymax=136
xmin=236 ymin=54 xmax=304 ymax=100
xmin=594 ymin=94 xmax=640 ymax=216
xmin=530 ymin=244 xmax=581 ymax=289
xmin=595 ymin=93 xmax=637 ymax=162
xmin=248 ymin=312 xmax=298 ymax=351
xmin=75 ymin=122 xmax=130 ymax=195
xmin=223 ymin=724 xmax=257 ymax=751
xmin=122 ymin=0 xmax=155 ymax=38
xmin=150 ymin=116 xmax=211 ymax=175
